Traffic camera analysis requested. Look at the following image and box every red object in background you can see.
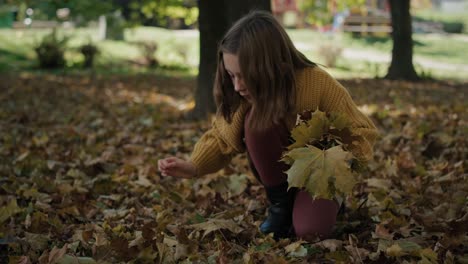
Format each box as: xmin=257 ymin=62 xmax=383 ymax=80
xmin=272 ymin=0 xmax=297 ymax=14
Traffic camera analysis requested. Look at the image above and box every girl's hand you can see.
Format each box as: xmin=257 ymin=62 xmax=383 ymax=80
xmin=158 ymin=157 xmax=197 ymax=178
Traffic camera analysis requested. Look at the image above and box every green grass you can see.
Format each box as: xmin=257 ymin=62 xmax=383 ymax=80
xmin=413 ymin=9 xmax=468 ymax=34
xmin=413 ymin=34 xmax=468 ymax=65
xmin=287 ymin=29 xmax=468 ymax=80
xmin=0 ymin=26 xmax=467 ymax=81
xmin=343 ymin=33 xmax=468 ymax=65
xmin=0 ymin=27 xmax=198 ymax=76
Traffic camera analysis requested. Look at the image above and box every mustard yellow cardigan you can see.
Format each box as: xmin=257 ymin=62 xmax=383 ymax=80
xmin=190 ymin=66 xmax=378 ymax=176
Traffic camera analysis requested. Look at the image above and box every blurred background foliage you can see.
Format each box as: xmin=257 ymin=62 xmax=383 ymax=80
xmin=0 ymin=0 xmax=467 ymax=80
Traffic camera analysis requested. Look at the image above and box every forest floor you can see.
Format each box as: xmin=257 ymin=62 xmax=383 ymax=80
xmin=0 ymin=73 xmax=466 ymax=263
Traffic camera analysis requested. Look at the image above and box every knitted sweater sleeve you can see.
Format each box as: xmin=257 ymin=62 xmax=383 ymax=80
xmin=189 ymin=103 xmax=248 ymax=176
xmin=318 ymin=70 xmax=379 ymax=162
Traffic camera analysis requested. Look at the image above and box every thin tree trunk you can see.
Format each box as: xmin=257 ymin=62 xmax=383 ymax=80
xmin=385 ymin=0 xmax=419 ymax=81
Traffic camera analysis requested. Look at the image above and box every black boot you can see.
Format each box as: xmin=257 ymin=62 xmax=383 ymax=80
xmin=260 ymin=182 xmax=297 ymax=239
xmin=246 ymin=153 xmax=296 ymax=239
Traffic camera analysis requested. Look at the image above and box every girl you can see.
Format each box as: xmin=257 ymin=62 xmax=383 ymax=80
xmin=158 ymin=11 xmax=378 ymax=240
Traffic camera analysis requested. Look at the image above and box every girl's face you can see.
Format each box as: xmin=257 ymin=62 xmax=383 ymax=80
xmin=223 ymin=53 xmax=251 ymax=100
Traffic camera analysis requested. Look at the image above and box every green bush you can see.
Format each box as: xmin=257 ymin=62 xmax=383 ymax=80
xmin=317 ymin=44 xmax=342 ymax=68
xmin=34 ymin=29 xmax=69 ymax=69
xmin=134 ymin=41 xmax=158 ymax=67
xmin=106 ymin=12 xmax=126 ymax=40
xmin=413 ymin=10 xmax=468 ymax=34
xmin=442 ymin=22 xmax=464 ymax=34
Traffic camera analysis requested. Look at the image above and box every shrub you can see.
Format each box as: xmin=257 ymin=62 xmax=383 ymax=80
xmin=134 ymin=41 xmax=159 ymax=68
xmin=442 ymin=22 xmax=464 ymax=34
xmin=34 ymin=29 xmax=69 ymax=69
xmin=106 ymin=11 xmax=126 ymax=40
xmin=317 ymin=45 xmax=343 ymax=68
xmin=80 ymin=43 xmax=99 ymax=68
xmin=173 ymin=42 xmax=189 ymax=64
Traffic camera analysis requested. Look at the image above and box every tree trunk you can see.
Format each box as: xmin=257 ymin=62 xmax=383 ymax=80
xmin=189 ymin=0 xmax=227 ymax=120
xmin=190 ymin=0 xmax=271 ymax=120
xmin=385 ymin=0 xmax=419 ymax=81
xmin=226 ymin=0 xmax=271 ymax=25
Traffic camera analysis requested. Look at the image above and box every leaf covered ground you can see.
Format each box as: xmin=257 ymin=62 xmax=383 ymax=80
xmin=0 ymin=73 xmax=466 ymax=263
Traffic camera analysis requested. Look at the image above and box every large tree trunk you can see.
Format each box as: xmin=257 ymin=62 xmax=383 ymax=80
xmin=385 ymin=0 xmax=419 ymax=81
xmin=190 ymin=0 xmax=227 ymax=119
xmin=226 ymin=0 xmax=271 ymax=25
xmin=190 ymin=0 xmax=271 ymax=120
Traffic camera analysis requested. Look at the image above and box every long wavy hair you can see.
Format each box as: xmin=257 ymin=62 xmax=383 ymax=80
xmin=214 ymin=10 xmax=316 ymax=131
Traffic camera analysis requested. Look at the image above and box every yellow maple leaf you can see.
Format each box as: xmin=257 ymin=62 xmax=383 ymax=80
xmin=329 ymin=111 xmax=350 ymax=130
xmin=282 ymin=145 xmax=355 ymax=199
xmin=283 ymin=109 xmax=360 ymax=199
xmin=190 ymin=218 xmax=243 ymax=238
xmin=288 ymin=109 xmax=329 ymax=149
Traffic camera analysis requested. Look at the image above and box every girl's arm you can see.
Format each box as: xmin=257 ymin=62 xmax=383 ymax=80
xmin=159 ymin=102 xmax=249 ymax=178
xmin=158 ymin=124 xmax=242 ymax=178
xmin=190 ymin=102 xmax=249 ymax=175
xmin=189 ymin=127 xmax=239 ymax=176
xmin=158 ymin=157 xmax=197 ymax=178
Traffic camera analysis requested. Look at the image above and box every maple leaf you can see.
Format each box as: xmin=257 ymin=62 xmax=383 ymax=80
xmin=328 ymin=111 xmax=350 ymax=130
xmin=288 ymin=109 xmax=329 ymax=149
xmin=385 ymin=240 xmax=422 ymax=257
xmin=48 ymin=244 xmax=68 ymax=264
xmin=283 ymin=109 xmax=358 ymax=199
xmin=189 ymin=218 xmax=243 ymax=238
xmin=289 ymin=109 xmax=355 ymax=150
xmin=0 ymin=199 xmax=22 ymax=224
xmin=282 ymin=145 xmax=355 ymax=199
xmin=24 ymin=232 xmax=49 ymax=252
xmin=285 ymin=241 xmax=308 ymax=257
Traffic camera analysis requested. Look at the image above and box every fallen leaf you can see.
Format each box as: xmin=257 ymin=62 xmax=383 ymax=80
xmin=284 ymin=241 xmax=303 ymax=254
xmin=345 ymin=245 xmax=370 ymax=262
xmin=57 ymin=255 xmax=97 ymax=264
xmin=289 ymin=245 xmax=308 ymax=257
xmin=366 ymin=178 xmax=392 ymax=189
xmin=128 ymin=231 xmax=144 ymax=248
xmin=386 ymin=240 xmax=422 ymax=257
xmin=48 ymin=244 xmax=68 ymax=264
xmin=227 ymin=174 xmax=248 ymax=197
xmin=17 ymin=256 xmax=32 ymax=264
xmin=313 ymin=239 xmax=343 ymax=252
xmin=24 ymin=232 xmax=49 ymax=252
xmin=14 ymin=151 xmax=30 ymax=163
xmin=190 ymin=218 xmax=243 ymax=238
xmin=374 ymin=224 xmax=394 ymax=240
xmin=0 ymin=199 xmax=22 ymax=224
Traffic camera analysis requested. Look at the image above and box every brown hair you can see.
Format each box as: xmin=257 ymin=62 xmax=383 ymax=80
xmin=214 ymin=10 xmax=316 ymax=131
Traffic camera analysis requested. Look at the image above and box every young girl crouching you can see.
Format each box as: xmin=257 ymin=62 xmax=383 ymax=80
xmin=158 ymin=11 xmax=378 ymax=240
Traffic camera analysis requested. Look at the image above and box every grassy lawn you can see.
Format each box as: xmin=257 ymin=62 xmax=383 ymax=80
xmin=341 ymin=32 xmax=468 ymax=65
xmin=287 ymin=29 xmax=468 ymax=80
xmin=0 ymin=26 xmax=467 ymax=81
xmin=413 ymin=8 xmax=468 ymax=34
xmin=0 ymin=27 xmax=198 ymax=77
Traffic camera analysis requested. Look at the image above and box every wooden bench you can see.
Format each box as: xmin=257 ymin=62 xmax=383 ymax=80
xmin=343 ymin=15 xmax=392 ymax=35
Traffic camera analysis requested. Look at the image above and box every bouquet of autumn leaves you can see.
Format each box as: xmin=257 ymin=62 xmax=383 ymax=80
xmin=282 ymin=109 xmax=362 ymax=200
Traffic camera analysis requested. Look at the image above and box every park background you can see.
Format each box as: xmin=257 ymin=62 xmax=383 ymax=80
xmin=0 ymin=0 xmax=467 ymax=263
